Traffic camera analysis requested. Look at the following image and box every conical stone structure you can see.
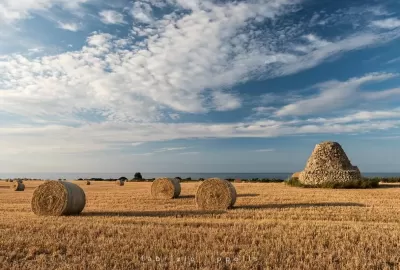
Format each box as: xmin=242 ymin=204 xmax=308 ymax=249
xmin=298 ymin=141 xmax=362 ymax=185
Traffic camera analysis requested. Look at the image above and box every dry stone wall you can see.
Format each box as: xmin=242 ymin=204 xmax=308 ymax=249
xmin=299 ymin=141 xmax=362 ymax=185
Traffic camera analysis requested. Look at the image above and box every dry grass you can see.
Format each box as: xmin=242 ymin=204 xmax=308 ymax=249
xmin=1 ymin=181 xmax=400 ymax=269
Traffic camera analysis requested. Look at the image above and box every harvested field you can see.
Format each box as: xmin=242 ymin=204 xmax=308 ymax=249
xmin=1 ymin=181 xmax=400 ymax=269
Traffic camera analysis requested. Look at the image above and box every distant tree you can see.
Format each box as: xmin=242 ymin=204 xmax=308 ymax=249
xmin=78 ymin=178 xmax=83 ymax=181
xmin=185 ymin=177 xmax=192 ymax=181
xmin=198 ymin=178 xmax=205 ymax=181
xmin=175 ymin=177 xmax=182 ymax=180
xmin=134 ymin=172 xmax=143 ymax=180
xmin=119 ymin=176 xmax=128 ymax=181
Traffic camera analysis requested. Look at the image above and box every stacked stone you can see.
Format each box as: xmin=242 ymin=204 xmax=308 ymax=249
xmin=299 ymin=141 xmax=362 ymax=185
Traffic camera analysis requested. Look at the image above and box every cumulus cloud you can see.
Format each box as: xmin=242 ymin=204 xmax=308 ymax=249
xmin=99 ymin=10 xmax=126 ymax=25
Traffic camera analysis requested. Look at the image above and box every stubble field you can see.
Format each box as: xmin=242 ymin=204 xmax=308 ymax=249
xmin=1 ymin=181 xmax=400 ymax=270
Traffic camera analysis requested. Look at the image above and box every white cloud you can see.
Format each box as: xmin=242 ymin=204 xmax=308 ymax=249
xmin=2 ymin=113 xmax=400 ymax=156
xmin=99 ymin=10 xmax=126 ymax=25
xmin=388 ymin=57 xmax=400 ymax=64
xmin=154 ymin=147 xmax=188 ymax=153
xmin=0 ymin=0 xmax=90 ymax=24
xmin=58 ymin=22 xmax=80 ymax=31
xmin=178 ymin=152 xmax=200 ymax=155
xmin=212 ymin=92 xmax=242 ymax=111
xmin=363 ymin=88 xmax=400 ymax=100
xmin=372 ymin=18 xmax=400 ymax=29
xmin=275 ymin=73 xmax=397 ymax=116
xmin=131 ymin=2 xmax=154 ymax=24
xmin=131 ymin=142 xmax=143 ymax=147
xmin=1 ymin=0 xmax=400 ymax=161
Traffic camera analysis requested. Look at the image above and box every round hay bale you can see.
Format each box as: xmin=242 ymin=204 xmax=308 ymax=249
xmin=9 ymin=179 xmax=13 ymax=183
xmin=86 ymin=180 xmax=91 ymax=185
xmin=291 ymin=172 xmax=301 ymax=178
xmin=116 ymin=179 xmax=125 ymax=186
xmin=11 ymin=182 xmax=25 ymax=191
xmin=195 ymin=178 xmax=237 ymax=210
xmin=31 ymin=181 xmax=86 ymax=216
xmin=151 ymin=178 xmax=181 ymax=199
xmin=5 ymin=179 xmax=9 ymax=182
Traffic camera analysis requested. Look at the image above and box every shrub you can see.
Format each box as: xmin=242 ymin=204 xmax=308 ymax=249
xmin=285 ymin=177 xmax=380 ymax=189
xmin=134 ymin=172 xmax=143 ymax=180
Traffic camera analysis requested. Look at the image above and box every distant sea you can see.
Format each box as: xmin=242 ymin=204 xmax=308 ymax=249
xmin=1 ymin=172 xmax=400 ymax=180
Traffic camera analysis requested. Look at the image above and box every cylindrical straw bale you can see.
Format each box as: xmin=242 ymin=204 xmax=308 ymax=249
xmin=196 ymin=178 xmax=237 ymax=210
xmin=31 ymin=181 xmax=86 ymax=216
xmin=11 ymin=182 xmax=25 ymax=191
xmin=116 ymin=179 xmax=125 ymax=186
xmin=151 ymin=178 xmax=181 ymax=199
xmin=86 ymin=180 xmax=91 ymax=185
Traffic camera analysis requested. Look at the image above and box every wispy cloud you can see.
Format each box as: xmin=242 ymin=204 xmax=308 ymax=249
xmin=253 ymin=149 xmax=275 ymax=152
xmin=178 ymin=152 xmax=200 ymax=155
xmin=275 ymin=73 xmax=397 ymax=116
xmin=57 ymin=22 xmax=80 ymax=32
xmin=154 ymin=147 xmax=188 ymax=153
xmin=372 ymin=18 xmax=400 ymax=29
xmin=388 ymin=57 xmax=400 ymax=64
xmin=131 ymin=142 xmax=143 ymax=147
xmin=99 ymin=10 xmax=126 ymax=25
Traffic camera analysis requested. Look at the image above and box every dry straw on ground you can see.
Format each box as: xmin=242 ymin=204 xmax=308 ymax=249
xmin=299 ymin=141 xmax=362 ymax=185
xmin=115 ymin=180 xmax=125 ymax=186
xmin=196 ymin=178 xmax=237 ymax=210
xmin=31 ymin=181 xmax=86 ymax=216
xmin=11 ymin=182 xmax=25 ymax=191
xmin=151 ymin=178 xmax=181 ymax=199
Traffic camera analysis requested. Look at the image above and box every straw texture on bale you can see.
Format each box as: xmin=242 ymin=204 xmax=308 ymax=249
xmin=116 ymin=180 xmax=125 ymax=186
xmin=31 ymin=181 xmax=86 ymax=216
xmin=151 ymin=178 xmax=181 ymax=199
xmin=299 ymin=141 xmax=362 ymax=185
xmin=11 ymin=182 xmax=25 ymax=191
xmin=291 ymin=172 xmax=301 ymax=178
xmin=196 ymin=178 xmax=237 ymax=210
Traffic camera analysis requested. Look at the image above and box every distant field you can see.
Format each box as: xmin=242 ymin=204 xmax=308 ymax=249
xmin=1 ymin=181 xmax=400 ymax=269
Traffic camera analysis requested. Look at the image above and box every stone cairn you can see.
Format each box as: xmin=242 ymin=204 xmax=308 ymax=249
xmin=298 ymin=141 xmax=362 ymax=185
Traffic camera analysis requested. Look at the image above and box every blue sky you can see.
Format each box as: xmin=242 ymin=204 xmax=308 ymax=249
xmin=0 ymin=0 xmax=400 ymax=173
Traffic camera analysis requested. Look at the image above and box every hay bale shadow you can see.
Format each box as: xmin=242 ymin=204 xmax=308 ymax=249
xmin=237 ymin=193 xmax=260 ymax=197
xmin=178 ymin=195 xmax=195 ymax=199
xmin=237 ymin=202 xmax=365 ymax=209
xmin=82 ymin=210 xmax=226 ymax=217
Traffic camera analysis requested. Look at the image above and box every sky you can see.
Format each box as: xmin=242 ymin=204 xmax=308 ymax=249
xmin=0 ymin=0 xmax=400 ymax=173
